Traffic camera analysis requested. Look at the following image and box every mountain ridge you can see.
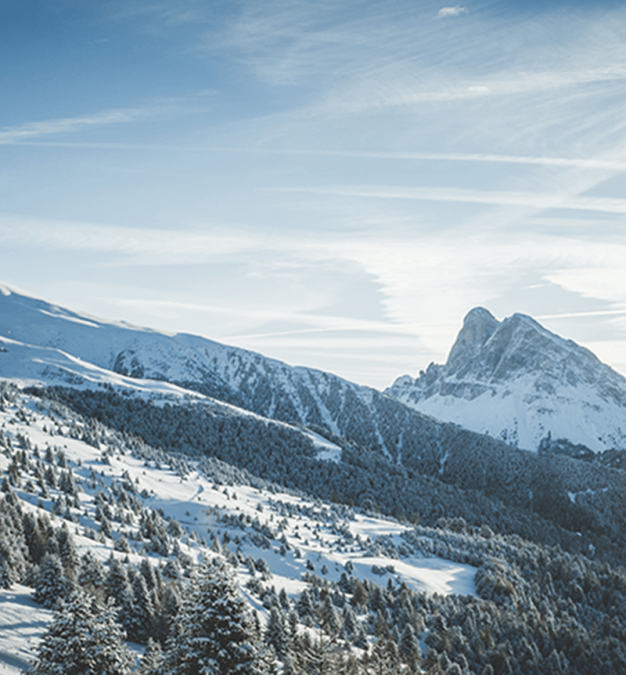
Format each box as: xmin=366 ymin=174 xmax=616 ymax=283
xmin=386 ymin=306 xmax=626 ymax=453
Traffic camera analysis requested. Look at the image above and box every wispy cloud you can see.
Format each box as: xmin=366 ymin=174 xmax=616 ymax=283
xmin=0 ymin=216 xmax=267 ymax=262
xmin=257 ymin=148 xmax=626 ymax=171
xmin=288 ymin=185 xmax=626 ymax=215
xmin=436 ymin=6 xmax=467 ymax=19
xmin=0 ymin=101 xmax=189 ymax=145
xmin=104 ymin=2 xmax=209 ymax=29
xmin=11 ymin=142 xmax=626 ymax=172
xmin=0 ymin=109 xmax=141 ymax=145
xmin=111 ymin=297 xmax=422 ymax=339
xmin=324 ymin=230 xmax=626 ymax=358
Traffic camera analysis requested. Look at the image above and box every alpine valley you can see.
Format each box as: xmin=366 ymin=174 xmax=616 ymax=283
xmin=2 ymin=282 xmax=626 ymax=675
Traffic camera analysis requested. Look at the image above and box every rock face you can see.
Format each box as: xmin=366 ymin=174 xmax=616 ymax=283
xmin=386 ymin=308 xmax=626 ymax=452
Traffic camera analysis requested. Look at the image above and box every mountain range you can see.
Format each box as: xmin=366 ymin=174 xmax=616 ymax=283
xmin=3 ymin=282 xmax=626 ymax=673
xmin=2 ymin=283 xmax=626 ymax=458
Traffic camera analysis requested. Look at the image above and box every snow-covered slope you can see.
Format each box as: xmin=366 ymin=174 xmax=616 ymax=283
xmin=0 ymin=282 xmax=438 ymax=461
xmin=0 ymin=387 xmax=476 ymax=670
xmin=386 ymin=307 xmax=626 ymax=453
xmin=0 ymin=283 xmax=372 ymax=432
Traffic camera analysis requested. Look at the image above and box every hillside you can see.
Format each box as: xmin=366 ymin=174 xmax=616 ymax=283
xmin=2 ymin=384 xmax=626 ymax=673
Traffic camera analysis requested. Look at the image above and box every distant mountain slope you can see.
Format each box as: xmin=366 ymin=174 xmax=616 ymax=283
xmin=386 ymin=307 xmax=626 ymax=453
xmin=0 ymin=282 xmax=444 ymax=461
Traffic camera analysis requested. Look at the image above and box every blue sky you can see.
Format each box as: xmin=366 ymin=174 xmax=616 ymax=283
xmin=2 ymin=0 xmax=626 ymax=388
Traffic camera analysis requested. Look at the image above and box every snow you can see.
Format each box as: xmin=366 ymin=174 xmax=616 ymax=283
xmin=387 ymin=307 xmax=626 ymax=453
xmin=305 ymin=430 xmax=342 ymax=463
xmin=397 ymin=373 xmax=626 ymax=453
xmin=0 ymin=290 xmax=484 ymax=665
xmin=0 ymin=389 xmax=478 ymax=624
xmin=0 ymin=585 xmax=53 ymax=674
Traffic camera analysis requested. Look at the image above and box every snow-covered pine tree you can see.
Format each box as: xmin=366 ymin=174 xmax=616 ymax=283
xmin=104 ymin=556 xmax=133 ymax=609
xmin=33 ymin=553 xmax=70 ymax=608
xmin=125 ymin=569 xmax=155 ymax=643
xmin=29 ymin=589 xmax=134 ymax=675
xmin=77 ymin=550 xmax=106 ymax=598
xmin=159 ymin=560 xmax=262 ymax=675
xmin=399 ymin=623 xmax=422 ymax=671
xmin=137 ymin=638 xmax=163 ymax=674
xmin=56 ymin=524 xmax=79 ymax=581
xmin=264 ymin=606 xmax=289 ymax=660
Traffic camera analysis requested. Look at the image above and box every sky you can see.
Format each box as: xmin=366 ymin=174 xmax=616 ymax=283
xmin=2 ymin=0 xmax=626 ymax=389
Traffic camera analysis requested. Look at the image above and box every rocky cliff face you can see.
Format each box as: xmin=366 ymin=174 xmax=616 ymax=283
xmin=386 ymin=308 xmax=626 ymax=452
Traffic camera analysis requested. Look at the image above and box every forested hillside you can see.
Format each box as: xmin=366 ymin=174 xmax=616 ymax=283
xmin=2 ymin=383 xmax=626 ymax=674
xmin=31 ymin=385 xmax=626 ymax=568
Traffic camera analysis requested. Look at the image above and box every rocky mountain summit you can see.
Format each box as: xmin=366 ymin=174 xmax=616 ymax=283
xmin=386 ymin=307 xmax=626 ymax=453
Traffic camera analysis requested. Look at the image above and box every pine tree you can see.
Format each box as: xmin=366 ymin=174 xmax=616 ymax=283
xmin=137 ymin=638 xmax=163 ymax=674
xmin=399 ymin=623 xmax=421 ymax=670
xmin=159 ymin=561 xmax=262 ymax=675
xmin=126 ymin=571 xmax=155 ymax=643
xmin=77 ymin=551 xmax=106 ymax=597
xmin=104 ymin=557 xmax=133 ymax=609
xmin=297 ymin=589 xmax=316 ymax=626
xmin=292 ymin=632 xmax=342 ymax=675
xmin=56 ymin=525 xmax=79 ymax=581
xmin=265 ymin=606 xmax=289 ymax=659
xmin=319 ymin=594 xmax=341 ymax=636
xmin=29 ymin=589 xmax=134 ymax=674
xmin=34 ymin=553 xmax=70 ymax=608
xmin=0 ymin=530 xmax=27 ymax=588
xmin=22 ymin=511 xmax=47 ymax=565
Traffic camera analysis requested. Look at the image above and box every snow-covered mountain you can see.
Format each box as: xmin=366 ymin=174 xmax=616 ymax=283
xmin=386 ymin=307 xmax=626 ymax=453
xmin=4 ymin=286 xmax=626 ymax=673
xmin=0 ymin=282 xmax=387 ymax=438
xmin=0 ymin=282 xmax=447 ymax=464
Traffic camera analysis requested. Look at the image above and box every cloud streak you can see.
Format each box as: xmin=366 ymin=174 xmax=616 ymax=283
xmin=10 ymin=142 xmax=626 ymax=172
xmin=288 ymin=185 xmax=626 ymax=215
xmin=0 ymin=109 xmax=143 ymax=145
xmin=0 ymin=101 xmax=190 ymax=145
xmin=0 ymin=216 xmax=267 ymax=262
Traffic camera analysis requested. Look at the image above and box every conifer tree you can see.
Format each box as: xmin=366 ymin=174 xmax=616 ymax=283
xmin=29 ymin=590 xmax=134 ymax=675
xmin=56 ymin=525 xmax=79 ymax=581
xmin=77 ymin=551 xmax=106 ymax=597
xmin=137 ymin=638 xmax=163 ymax=674
xmin=0 ymin=530 xmax=27 ymax=588
xmin=265 ymin=606 xmax=289 ymax=660
xmin=126 ymin=571 xmax=155 ymax=643
xmin=159 ymin=560 xmax=262 ymax=675
xmin=34 ymin=553 xmax=70 ymax=608
xmin=399 ymin=623 xmax=422 ymax=670
xmin=104 ymin=557 xmax=133 ymax=609
xmin=22 ymin=511 xmax=47 ymax=565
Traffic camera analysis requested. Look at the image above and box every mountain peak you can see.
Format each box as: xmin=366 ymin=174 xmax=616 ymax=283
xmin=446 ymin=307 xmax=499 ymax=369
xmin=387 ymin=308 xmax=626 ymax=452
